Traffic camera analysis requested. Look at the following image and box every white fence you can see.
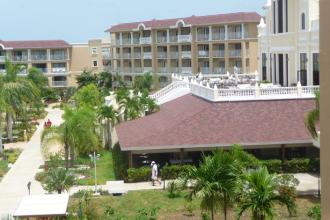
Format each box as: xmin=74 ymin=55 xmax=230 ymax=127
xmin=149 ymin=80 xmax=190 ymax=100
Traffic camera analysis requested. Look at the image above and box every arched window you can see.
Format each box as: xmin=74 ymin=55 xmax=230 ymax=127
xmin=301 ymin=13 xmax=306 ymax=30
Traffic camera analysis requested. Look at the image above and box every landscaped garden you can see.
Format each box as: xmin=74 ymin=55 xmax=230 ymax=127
xmin=0 ymin=149 xmax=22 ymax=180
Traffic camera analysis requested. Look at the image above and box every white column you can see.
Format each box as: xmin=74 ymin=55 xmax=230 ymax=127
xmin=209 ymin=26 xmax=212 ymax=41
xmin=130 ymin=32 xmax=133 ymax=44
xmin=167 ymin=29 xmax=170 ymax=43
xmin=119 ymin=32 xmax=123 ymax=45
xmin=225 ymin=25 xmax=228 ymax=40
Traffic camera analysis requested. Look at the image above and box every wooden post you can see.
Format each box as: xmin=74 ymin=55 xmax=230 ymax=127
xmin=180 ymin=149 xmax=184 ymax=164
xmin=128 ymin=151 xmax=133 ymax=168
xmin=281 ymin=145 xmax=286 ymax=163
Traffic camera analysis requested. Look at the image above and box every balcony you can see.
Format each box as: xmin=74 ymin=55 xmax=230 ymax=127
xmin=122 ymin=53 xmax=131 ymax=59
xmin=227 ymin=32 xmax=243 ymax=40
xmin=122 ymin=38 xmax=131 ymax=45
xmin=200 ymin=67 xmax=210 ymax=74
xmin=170 ymin=67 xmax=180 ymax=73
xmin=116 ymin=39 xmax=120 ymax=45
xmin=181 ymin=67 xmax=192 ymax=74
xmin=228 ymin=50 xmax=242 ymax=57
xmin=212 ymin=33 xmax=226 ymax=41
xmin=213 ymin=67 xmax=225 ymax=74
xmin=197 ymin=34 xmax=209 ymax=41
xmin=169 ymin=36 xmax=178 ymax=43
xmin=181 ymin=51 xmax=191 ymax=59
xmin=51 ymin=67 xmax=67 ymax=73
xmin=178 ymin=35 xmax=192 ymax=43
xmin=133 ymin=67 xmax=143 ymax=73
xmin=50 ymin=54 xmax=68 ymax=61
xmin=12 ymin=55 xmax=28 ymax=62
xmin=143 ymin=67 xmax=153 ymax=72
xmin=143 ymin=52 xmax=152 ymax=59
xmin=52 ymin=81 xmax=68 ymax=87
xmin=158 ymin=67 xmax=168 ymax=73
xmin=31 ymin=54 xmax=47 ymax=61
xmin=122 ymin=67 xmax=132 ymax=73
xmin=133 ymin=38 xmax=140 ymax=44
xmin=198 ymin=50 xmax=209 ymax=58
xmin=102 ymin=53 xmax=111 ymax=60
xmin=17 ymin=69 xmax=28 ymax=75
xmin=113 ymin=54 xmax=121 ymax=59
xmin=157 ymin=36 xmax=167 ymax=44
xmin=133 ymin=53 xmax=141 ymax=59
xmin=37 ymin=68 xmax=48 ymax=73
xmin=0 ymin=56 xmax=5 ymax=62
xmin=213 ymin=50 xmax=225 ymax=58
xmin=0 ymin=69 xmax=6 ymax=73
xmin=169 ymin=52 xmax=179 ymax=59
xmin=140 ymin=37 xmax=152 ymax=44
xmin=157 ymin=52 xmax=167 ymax=59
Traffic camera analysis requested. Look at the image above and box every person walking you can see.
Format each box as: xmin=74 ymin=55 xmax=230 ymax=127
xmin=151 ymin=161 xmax=161 ymax=186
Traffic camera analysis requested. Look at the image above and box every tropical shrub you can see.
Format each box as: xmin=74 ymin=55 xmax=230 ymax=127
xmin=127 ymin=167 xmax=150 ymax=183
xmin=262 ymin=159 xmax=282 ymax=173
xmin=308 ymin=204 xmax=321 ymax=220
xmin=112 ymin=144 xmax=128 ymax=179
xmin=283 ymin=158 xmax=311 ymax=173
xmin=167 ymin=181 xmax=181 ymax=198
xmin=161 ymin=164 xmax=193 ymax=180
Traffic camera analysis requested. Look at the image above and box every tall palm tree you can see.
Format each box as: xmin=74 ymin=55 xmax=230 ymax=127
xmin=183 ymin=150 xmax=241 ymax=220
xmin=237 ymin=167 xmax=296 ymax=220
xmin=98 ymin=106 xmax=119 ymax=149
xmin=305 ymin=91 xmax=320 ymax=139
xmin=139 ymin=91 xmax=159 ymax=115
xmin=2 ymin=60 xmax=39 ymax=142
xmin=0 ymin=84 xmax=7 ymax=154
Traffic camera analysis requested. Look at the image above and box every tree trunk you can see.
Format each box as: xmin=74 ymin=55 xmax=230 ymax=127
xmin=211 ymin=203 xmax=214 ymax=220
xmin=6 ymin=112 xmax=13 ymax=142
xmin=0 ymin=126 xmax=3 ymax=154
xmin=69 ymin=144 xmax=75 ymax=168
xmin=106 ymin=119 xmax=111 ymax=149
xmin=64 ymin=141 xmax=69 ymax=170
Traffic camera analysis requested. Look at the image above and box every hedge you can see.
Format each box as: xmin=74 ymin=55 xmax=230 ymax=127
xmin=112 ymin=144 xmax=128 ymax=180
xmin=282 ymin=158 xmax=311 ymax=173
xmin=261 ymin=159 xmax=282 ymax=173
xmin=161 ymin=164 xmax=193 ymax=180
xmin=127 ymin=167 xmax=150 ymax=183
xmin=262 ymin=158 xmax=320 ymax=174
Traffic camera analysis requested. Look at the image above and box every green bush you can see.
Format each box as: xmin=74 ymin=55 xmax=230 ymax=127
xmin=161 ymin=164 xmax=193 ymax=180
xmin=112 ymin=144 xmax=128 ymax=180
xmin=127 ymin=167 xmax=150 ymax=183
xmin=167 ymin=181 xmax=181 ymax=198
xmin=262 ymin=159 xmax=282 ymax=173
xmin=308 ymin=204 xmax=321 ymax=220
xmin=35 ymin=171 xmax=47 ymax=182
xmin=283 ymin=158 xmax=311 ymax=173
xmin=309 ymin=158 xmax=320 ymax=173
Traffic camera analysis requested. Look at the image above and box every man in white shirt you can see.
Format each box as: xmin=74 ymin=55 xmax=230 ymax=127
xmin=151 ymin=161 xmax=161 ymax=186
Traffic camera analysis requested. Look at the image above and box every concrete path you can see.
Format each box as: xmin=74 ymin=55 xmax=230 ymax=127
xmin=0 ymin=106 xmax=63 ymax=216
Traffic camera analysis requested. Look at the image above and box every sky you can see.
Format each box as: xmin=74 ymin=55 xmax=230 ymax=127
xmin=1 ymin=0 xmax=265 ymax=43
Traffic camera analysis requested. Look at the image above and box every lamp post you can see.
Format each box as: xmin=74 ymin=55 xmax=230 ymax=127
xmin=89 ymin=152 xmax=101 ymax=194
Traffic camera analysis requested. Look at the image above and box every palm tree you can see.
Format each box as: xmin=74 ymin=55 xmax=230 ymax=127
xmin=183 ymin=150 xmax=241 ymax=220
xmin=0 ymin=85 xmax=7 ymax=154
xmin=305 ymin=91 xmax=320 ymax=139
xmin=98 ymin=106 xmax=119 ymax=149
xmin=2 ymin=60 xmax=39 ymax=142
xmin=44 ymin=167 xmax=75 ymax=194
xmin=237 ymin=167 xmax=296 ymax=220
xmin=139 ymin=92 xmax=159 ymax=115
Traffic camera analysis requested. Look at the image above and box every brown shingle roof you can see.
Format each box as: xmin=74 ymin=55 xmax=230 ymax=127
xmin=0 ymin=40 xmax=70 ymax=49
xmin=115 ymin=95 xmax=315 ymax=151
xmin=106 ymin=12 xmax=261 ymax=32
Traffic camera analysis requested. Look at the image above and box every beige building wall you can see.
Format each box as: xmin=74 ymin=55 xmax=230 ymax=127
xmin=320 ymin=0 xmax=330 ymax=218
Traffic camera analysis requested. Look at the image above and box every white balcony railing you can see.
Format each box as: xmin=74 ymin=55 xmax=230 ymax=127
xmin=52 ymin=81 xmax=68 ymax=87
xmin=122 ymin=67 xmax=132 ymax=73
xmin=0 ymin=69 xmax=6 ymax=73
xmin=227 ymin=32 xmax=242 ymax=40
xmin=178 ymin=35 xmax=192 ymax=43
xmin=122 ymin=53 xmax=131 ymax=59
xmin=0 ymin=56 xmax=6 ymax=62
xmin=31 ymin=54 xmax=48 ymax=61
xmin=157 ymin=52 xmax=167 ymax=59
xmin=143 ymin=67 xmax=153 ymax=72
xmin=198 ymin=50 xmax=209 ymax=57
xmin=197 ymin=34 xmax=209 ymax=41
xmin=133 ymin=67 xmax=143 ymax=73
xmin=181 ymin=51 xmax=192 ymax=59
xmin=133 ymin=53 xmax=141 ymax=59
xmin=157 ymin=36 xmax=167 ymax=43
xmin=51 ymin=67 xmax=67 ymax=73
xmin=181 ymin=67 xmax=192 ymax=74
xmin=171 ymin=67 xmax=180 ymax=73
xmin=122 ymin=38 xmax=131 ymax=45
xmin=12 ymin=55 xmax=28 ymax=61
xmin=140 ymin=37 xmax=152 ymax=44
xmin=169 ymin=36 xmax=178 ymax=42
xmin=158 ymin=67 xmax=168 ymax=73
xmin=228 ymin=50 xmax=242 ymax=57
xmin=212 ymin=33 xmax=226 ymax=40
xmin=143 ymin=52 xmax=152 ymax=59
xmin=51 ymin=54 xmax=68 ymax=60
xmin=200 ymin=67 xmax=210 ymax=74
xmin=169 ymin=52 xmax=179 ymax=59
xmin=213 ymin=50 xmax=225 ymax=58
xmin=213 ymin=68 xmax=226 ymax=74
xmin=133 ymin=38 xmax=140 ymax=44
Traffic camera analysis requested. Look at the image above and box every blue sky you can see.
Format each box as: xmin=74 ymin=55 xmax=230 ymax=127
xmin=1 ymin=0 xmax=265 ymax=43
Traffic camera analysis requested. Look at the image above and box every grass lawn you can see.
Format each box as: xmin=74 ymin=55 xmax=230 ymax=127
xmin=68 ymin=189 xmax=319 ymax=220
xmin=76 ymin=150 xmax=115 ymax=185
xmin=0 ymin=149 xmax=22 ymax=179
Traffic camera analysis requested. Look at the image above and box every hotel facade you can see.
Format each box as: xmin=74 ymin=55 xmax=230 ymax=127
xmin=106 ymin=12 xmax=261 ymax=85
xmin=258 ymin=0 xmax=320 ymax=87
xmin=0 ymin=39 xmax=111 ymax=88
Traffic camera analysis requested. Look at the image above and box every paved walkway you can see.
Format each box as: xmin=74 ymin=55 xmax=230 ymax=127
xmin=0 ymin=106 xmax=63 ymax=216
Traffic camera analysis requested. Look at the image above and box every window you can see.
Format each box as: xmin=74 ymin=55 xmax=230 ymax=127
xmin=262 ymin=53 xmax=267 ymax=81
xmin=92 ymin=60 xmax=98 ymax=67
xmin=301 ymin=13 xmax=306 ymax=30
xmin=91 ymin=48 xmax=97 ymax=54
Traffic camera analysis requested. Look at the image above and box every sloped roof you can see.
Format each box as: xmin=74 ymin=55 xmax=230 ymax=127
xmin=115 ymin=94 xmax=315 ymax=151
xmin=0 ymin=40 xmax=70 ymax=49
xmin=106 ymin=12 xmax=261 ymax=32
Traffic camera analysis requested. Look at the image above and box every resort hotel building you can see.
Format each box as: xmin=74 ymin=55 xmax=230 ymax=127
xmin=0 ymin=39 xmax=111 ymax=88
xmin=258 ymin=0 xmax=320 ymax=86
xmin=106 ymin=12 xmax=261 ymax=86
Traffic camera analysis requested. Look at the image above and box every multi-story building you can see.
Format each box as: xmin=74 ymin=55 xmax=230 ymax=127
xmin=0 ymin=39 xmax=111 ymax=88
xmin=258 ymin=0 xmax=319 ymax=87
xmin=106 ymin=12 xmax=261 ymax=85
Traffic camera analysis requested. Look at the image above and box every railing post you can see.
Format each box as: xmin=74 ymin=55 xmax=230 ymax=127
xmin=297 ymin=81 xmax=302 ymax=97
xmin=255 ymin=83 xmax=260 ymax=98
xmin=213 ymin=84 xmax=219 ymax=101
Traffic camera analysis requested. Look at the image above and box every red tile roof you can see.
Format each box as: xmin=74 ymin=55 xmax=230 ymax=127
xmin=106 ymin=12 xmax=261 ymax=32
xmin=115 ymin=95 xmax=315 ymax=151
xmin=0 ymin=40 xmax=70 ymax=49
